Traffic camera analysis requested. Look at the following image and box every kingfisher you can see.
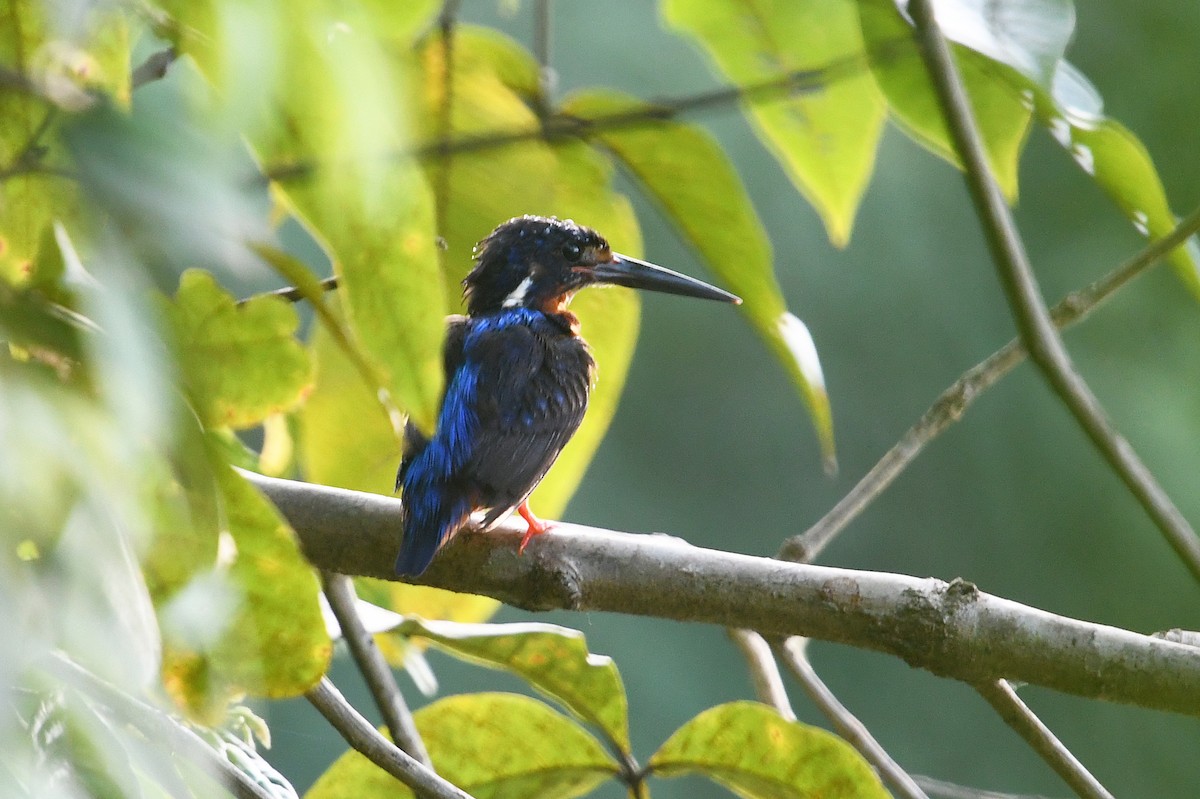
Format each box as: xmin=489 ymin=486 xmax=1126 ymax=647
xmin=394 ymin=215 xmax=740 ymax=576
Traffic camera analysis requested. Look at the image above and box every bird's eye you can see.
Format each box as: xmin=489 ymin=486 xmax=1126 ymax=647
xmin=561 ymin=243 xmax=583 ymax=261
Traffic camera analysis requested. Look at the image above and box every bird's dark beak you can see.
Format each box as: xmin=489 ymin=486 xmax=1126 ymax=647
xmin=589 ymin=253 xmax=742 ymax=304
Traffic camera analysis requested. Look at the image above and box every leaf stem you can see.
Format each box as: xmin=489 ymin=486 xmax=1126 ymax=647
xmin=321 ymin=572 xmax=433 ymax=768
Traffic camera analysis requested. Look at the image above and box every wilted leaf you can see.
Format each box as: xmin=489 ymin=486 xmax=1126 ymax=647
xmin=650 ymin=701 xmax=890 ymax=799
xmin=163 ymin=270 xmax=313 ymax=430
xmin=663 ymin=0 xmax=886 ymax=246
xmin=306 ymin=693 xmax=618 ymax=799
xmin=396 ymin=617 xmax=631 ymax=752
xmin=564 ymin=89 xmax=835 ymax=467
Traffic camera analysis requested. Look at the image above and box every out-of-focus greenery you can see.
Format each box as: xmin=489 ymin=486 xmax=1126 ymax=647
xmin=3 ymin=0 xmax=1199 ymax=797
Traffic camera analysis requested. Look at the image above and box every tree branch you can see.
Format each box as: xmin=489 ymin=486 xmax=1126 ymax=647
xmin=727 ymin=630 xmax=796 ymax=721
xmin=244 ymin=471 xmax=1200 ymax=718
xmin=901 ymin=0 xmax=1200 ymax=582
xmin=974 ymin=680 xmax=1113 ymax=799
xmin=321 ymin=572 xmax=433 ymax=768
xmin=782 ymin=200 xmax=1200 ymax=562
xmin=774 ymin=639 xmax=930 ymax=799
xmin=306 ymin=677 xmax=474 ymax=799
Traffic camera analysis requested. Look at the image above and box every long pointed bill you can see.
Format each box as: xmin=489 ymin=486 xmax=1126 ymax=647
xmin=590 ymin=253 xmax=742 ymax=304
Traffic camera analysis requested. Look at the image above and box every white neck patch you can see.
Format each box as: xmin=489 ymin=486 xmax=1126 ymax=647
xmin=502 ymin=276 xmax=534 ymax=308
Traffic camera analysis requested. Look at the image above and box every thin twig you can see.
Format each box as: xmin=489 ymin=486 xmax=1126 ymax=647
xmin=532 ymin=0 xmax=554 ymax=121
xmin=321 ymin=571 xmax=433 ymax=768
xmin=975 ymin=681 xmax=1113 ymax=799
xmin=48 ymin=654 xmax=276 ymax=799
xmin=432 ymin=0 xmax=462 ymax=236
xmin=236 ymin=275 xmax=339 ymax=306
xmin=727 ymin=630 xmax=796 ymax=720
xmin=780 ymin=202 xmax=1200 ymax=563
xmin=903 ymin=0 xmax=1200 ymax=583
xmin=774 ymin=638 xmax=930 ymax=799
xmin=306 ymin=677 xmax=474 ymax=799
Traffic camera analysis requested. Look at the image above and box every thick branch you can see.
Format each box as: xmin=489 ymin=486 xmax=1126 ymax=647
xmin=246 ymin=472 xmax=1200 ymax=718
xmin=908 ymin=0 xmax=1200 ymax=581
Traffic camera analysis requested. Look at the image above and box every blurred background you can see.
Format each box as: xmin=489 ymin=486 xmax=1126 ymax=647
xmin=260 ymin=1 xmax=1200 ymax=796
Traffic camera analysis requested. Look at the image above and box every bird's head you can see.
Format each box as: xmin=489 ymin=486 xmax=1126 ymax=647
xmin=463 ymin=215 xmax=740 ymax=317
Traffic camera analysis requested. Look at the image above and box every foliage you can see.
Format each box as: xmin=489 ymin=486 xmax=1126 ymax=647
xmin=1 ymin=0 xmax=1195 ymax=797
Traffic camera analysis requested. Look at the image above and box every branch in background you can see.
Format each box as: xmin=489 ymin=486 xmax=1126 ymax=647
xmin=321 ymin=572 xmax=433 ymax=768
xmin=975 ymin=681 xmax=1113 ymax=799
xmin=306 ymin=677 xmax=474 ymax=799
xmin=532 ymin=0 xmax=555 ymax=121
xmin=906 ymin=0 xmax=1200 ymax=583
xmin=774 ymin=638 xmax=930 ymax=799
xmin=49 ymin=654 xmax=276 ymax=799
xmin=245 ymin=472 xmax=1200 ymax=718
xmin=781 ymin=200 xmax=1200 ymax=563
xmin=727 ymin=630 xmax=796 ymax=721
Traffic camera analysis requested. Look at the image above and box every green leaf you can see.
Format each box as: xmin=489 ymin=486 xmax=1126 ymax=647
xmin=1032 ymin=64 xmax=1200 ymax=298
xmin=162 ymin=270 xmax=313 ymax=430
xmin=650 ymin=701 xmax=890 ymax=799
xmin=858 ymin=0 xmax=1032 ymax=199
xmin=396 ymin=618 xmax=631 ymax=753
xmin=157 ymin=464 xmax=330 ymax=721
xmin=564 ymin=89 xmax=836 ymax=469
xmin=663 ymin=0 xmax=886 ymax=246
xmin=306 ymin=693 xmax=619 ymax=799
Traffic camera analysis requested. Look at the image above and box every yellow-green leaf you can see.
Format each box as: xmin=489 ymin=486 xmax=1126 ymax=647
xmin=396 ymin=618 xmax=631 ymax=753
xmin=163 ymin=270 xmax=313 ymax=430
xmin=650 ymin=701 xmax=890 ymax=799
xmin=306 ymin=693 xmax=619 ymax=799
xmin=157 ymin=464 xmax=330 ymax=721
xmin=563 ymin=89 xmax=835 ymax=468
xmin=858 ymin=0 xmax=1031 ymax=199
xmin=663 ymin=0 xmax=886 ymax=246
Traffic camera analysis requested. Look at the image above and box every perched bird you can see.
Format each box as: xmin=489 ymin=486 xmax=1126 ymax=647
xmin=395 ymin=215 xmax=740 ymax=576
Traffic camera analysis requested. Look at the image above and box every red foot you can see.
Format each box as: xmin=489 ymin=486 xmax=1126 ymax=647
xmin=516 ymin=501 xmax=553 ymax=554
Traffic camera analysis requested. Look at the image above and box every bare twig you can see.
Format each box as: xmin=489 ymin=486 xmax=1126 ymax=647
xmin=532 ymin=0 xmax=554 ymax=120
xmin=727 ymin=630 xmax=796 ymax=720
xmin=781 ymin=202 xmax=1200 ymax=563
xmin=236 ymin=275 xmax=339 ymax=306
xmin=906 ymin=0 xmax=1200 ymax=583
xmin=49 ymin=654 xmax=276 ymax=799
xmin=975 ymin=681 xmax=1113 ymax=799
xmin=775 ymin=638 xmax=929 ymax=799
xmin=321 ymin=571 xmax=433 ymax=768
xmin=306 ymin=677 xmax=474 ymax=799
xmin=244 ymin=471 xmax=1200 ymax=718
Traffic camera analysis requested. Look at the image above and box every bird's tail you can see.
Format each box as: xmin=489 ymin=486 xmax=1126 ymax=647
xmin=395 ymin=482 xmax=472 ymax=577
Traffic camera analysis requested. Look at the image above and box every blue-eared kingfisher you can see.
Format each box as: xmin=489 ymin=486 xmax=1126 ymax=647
xmin=394 ymin=215 xmax=741 ymax=576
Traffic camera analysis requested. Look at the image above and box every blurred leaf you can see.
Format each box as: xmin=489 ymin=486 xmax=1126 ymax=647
xmin=305 ymin=693 xmax=618 ymax=799
xmin=396 ymin=617 xmax=631 ymax=752
xmin=281 ymin=168 xmax=446 ymax=433
xmin=858 ymin=0 xmax=1032 ymax=199
xmin=564 ymin=89 xmax=835 ymax=467
xmin=163 ymin=270 xmax=313 ymax=430
xmin=663 ymin=0 xmax=886 ymax=246
xmin=28 ymin=688 xmax=144 ymax=799
xmin=159 ymin=465 xmax=330 ymax=721
xmin=650 ymin=701 xmax=890 ymax=799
